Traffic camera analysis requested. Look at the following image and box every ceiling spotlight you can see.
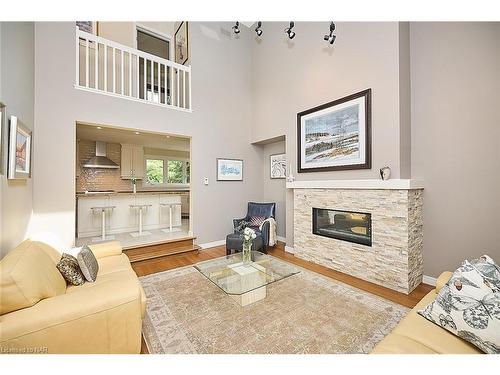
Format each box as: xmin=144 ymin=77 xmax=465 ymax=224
xmin=96 ymin=126 xmax=102 ymax=130
xmin=285 ymin=21 xmax=295 ymax=39
xmin=324 ymin=21 xmax=336 ymax=45
xmin=232 ymin=21 xmax=240 ymax=35
xmin=255 ymin=21 xmax=263 ymax=37
xmin=134 ymin=131 xmax=140 ymax=135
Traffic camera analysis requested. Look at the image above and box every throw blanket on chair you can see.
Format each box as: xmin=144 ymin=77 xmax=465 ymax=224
xmin=260 ymin=218 xmax=277 ymax=246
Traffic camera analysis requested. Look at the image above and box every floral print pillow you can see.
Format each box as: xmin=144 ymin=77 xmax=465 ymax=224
xmin=418 ymin=255 xmax=500 ymax=354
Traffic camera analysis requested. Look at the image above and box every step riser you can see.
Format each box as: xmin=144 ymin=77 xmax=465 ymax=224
xmin=124 ymin=239 xmax=200 ymax=263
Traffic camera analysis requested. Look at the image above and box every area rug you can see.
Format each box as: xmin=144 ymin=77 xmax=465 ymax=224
xmin=140 ymin=260 xmax=409 ymax=354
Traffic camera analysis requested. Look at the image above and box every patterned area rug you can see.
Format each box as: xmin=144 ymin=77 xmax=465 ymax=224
xmin=140 ymin=261 xmax=409 ymax=354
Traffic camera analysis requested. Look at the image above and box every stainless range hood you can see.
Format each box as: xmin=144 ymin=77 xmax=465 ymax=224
xmin=83 ymin=141 xmax=119 ymax=169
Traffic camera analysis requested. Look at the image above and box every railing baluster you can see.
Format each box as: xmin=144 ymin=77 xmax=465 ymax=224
xmin=157 ymin=61 xmax=161 ymax=103
xmin=95 ymin=41 xmax=99 ymax=89
xmin=121 ymin=50 xmax=124 ymax=95
xmin=85 ymin=39 xmax=89 ymax=88
xmin=169 ymin=66 xmax=173 ymax=105
xmin=143 ymin=58 xmax=146 ymax=100
xmin=128 ymin=55 xmax=131 ymax=97
xmin=112 ymin=48 xmax=116 ymax=93
xmin=176 ymin=68 xmax=180 ymax=108
xmin=136 ymin=55 xmax=140 ymax=99
xmin=104 ymin=44 xmax=107 ymax=92
xmin=183 ymin=70 xmax=187 ymax=109
xmin=188 ymin=69 xmax=192 ymax=110
xmin=150 ymin=60 xmax=154 ymax=102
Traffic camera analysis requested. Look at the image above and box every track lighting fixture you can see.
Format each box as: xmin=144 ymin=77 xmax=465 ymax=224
xmin=232 ymin=21 xmax=240 ymax=34
xmin=255 ymin=21 xmax=263 ymax=37
xmin=324 ymin=21 xmax=336 ymax=44
xmin=285 ymin=21 xmax=295 ymax=39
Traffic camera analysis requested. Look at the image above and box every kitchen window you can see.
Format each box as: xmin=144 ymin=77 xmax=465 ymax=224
xmin=144 ymin=156 xmax=189 ymax=187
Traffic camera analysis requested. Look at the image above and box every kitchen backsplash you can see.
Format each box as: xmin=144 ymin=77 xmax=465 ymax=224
xmin=76 ymin=140 xmax=133 ymax=192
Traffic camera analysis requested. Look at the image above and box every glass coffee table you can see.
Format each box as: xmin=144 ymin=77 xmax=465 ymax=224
xmin=195 ymin=251 xmax=300 ymax=306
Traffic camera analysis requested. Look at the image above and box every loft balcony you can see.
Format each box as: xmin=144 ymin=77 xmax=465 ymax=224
xmin=75 ymin=28 xmax=192 ymax=112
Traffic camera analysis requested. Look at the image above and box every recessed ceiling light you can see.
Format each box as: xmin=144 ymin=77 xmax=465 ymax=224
xmin=135 ymin=131 xmax=140 ymax=135
xmin=97 ymin=126 xmax=102 ymax=130
xmin=166 ymin=135 xmax=170 ymax=138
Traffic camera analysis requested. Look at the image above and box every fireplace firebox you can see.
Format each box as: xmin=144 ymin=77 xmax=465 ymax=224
xmin=312 ymin=208 xmax=372 ymax=246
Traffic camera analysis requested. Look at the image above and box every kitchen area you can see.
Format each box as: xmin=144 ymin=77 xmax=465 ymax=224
xmin=75 ymin=123 xmax=191 ymax=249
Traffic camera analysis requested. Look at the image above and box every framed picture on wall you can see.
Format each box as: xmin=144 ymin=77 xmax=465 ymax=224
xmin=76 ymin=21 xmax=97 ymax=35
xmin=270 ymin=153 xmax=286 ymax=179
xmin=297 ymin=89 xmax=371 ymax=173
xmin=8 ymin=115 xmax=32 ymax=180
xmin=0 ymin=103 xmax=5 ymax=175
xmin=216 ymin=158 xmax=243 ymax=181
xmin=174 ymin=21 xmax=189 ymax=65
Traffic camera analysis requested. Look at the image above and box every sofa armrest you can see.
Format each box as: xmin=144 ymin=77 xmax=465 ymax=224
xmin=87 ymin=241 xmax=122 ymax=259
xmin=435 ymin=271 xmax=453 ymax=294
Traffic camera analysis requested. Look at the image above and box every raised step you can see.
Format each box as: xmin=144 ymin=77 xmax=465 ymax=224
xmin=124 ymin=237 xmax=200 ymax=263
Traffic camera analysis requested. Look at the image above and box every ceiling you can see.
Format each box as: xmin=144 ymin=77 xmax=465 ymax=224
xmin=76 ymin=123 xmax=190 ymax=152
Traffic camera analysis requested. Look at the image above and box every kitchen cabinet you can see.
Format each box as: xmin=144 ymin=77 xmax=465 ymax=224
xmin=121 ymin=144 xmax=144 ymax=179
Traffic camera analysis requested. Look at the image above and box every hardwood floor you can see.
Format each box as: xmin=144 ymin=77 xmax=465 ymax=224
xmin=135 ymin=242 xmax=433 ymax=354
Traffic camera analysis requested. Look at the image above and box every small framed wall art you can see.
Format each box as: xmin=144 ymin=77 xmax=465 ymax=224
xmin=270 ymin=153 xmax=286 ymax=179
xmin=8 ymin=115 xmax=32 ymax=179
xmin=174 ymin=22 xmax=189 ymax=65
xmin=216 ymin=158 xmax=243 ymax=181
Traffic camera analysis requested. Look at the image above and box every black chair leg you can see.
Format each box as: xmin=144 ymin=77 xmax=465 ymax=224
xmin=226 ymin=248 xmax=231 ymax=256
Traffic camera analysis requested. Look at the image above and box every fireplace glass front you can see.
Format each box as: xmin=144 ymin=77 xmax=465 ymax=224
xmin=312 ymin=208 xmax=372 ymax=246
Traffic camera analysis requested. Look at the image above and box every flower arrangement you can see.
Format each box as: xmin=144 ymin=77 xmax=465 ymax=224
xmin=242 ymin=227 xmax=256 ymax=265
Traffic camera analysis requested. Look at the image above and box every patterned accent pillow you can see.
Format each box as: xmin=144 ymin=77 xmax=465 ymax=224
xmin=235 ymin=220 xmax=249 ymax=232
xmin=56 ymin=253 xmax=85 ymax=286
xmin=77 ymin=245 xmax=99 ymax=282
xmin=248 ymin=216 xmax=266 ymax=227
xmin=418 ymin=255 xmax=500 ymax=354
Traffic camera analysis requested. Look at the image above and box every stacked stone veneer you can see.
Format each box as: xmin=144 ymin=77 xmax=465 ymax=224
xmin=293 ymin=188 xmax=423 ymax=294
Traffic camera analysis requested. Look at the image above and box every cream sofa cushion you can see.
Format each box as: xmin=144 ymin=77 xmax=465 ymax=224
xmin=0 ymin=240 xmax=66 ymax=315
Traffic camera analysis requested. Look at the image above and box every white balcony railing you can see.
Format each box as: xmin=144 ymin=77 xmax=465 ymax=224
xmin=75 ymin=28 xmax=192 ymax=112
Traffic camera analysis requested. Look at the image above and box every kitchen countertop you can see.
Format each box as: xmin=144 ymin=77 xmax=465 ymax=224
xmin=76 ymin=190 xmax=190 ymax=197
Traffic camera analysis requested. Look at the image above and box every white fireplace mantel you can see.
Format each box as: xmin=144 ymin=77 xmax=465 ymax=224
xmin=286 ymin=179 xmax=424 ymax=190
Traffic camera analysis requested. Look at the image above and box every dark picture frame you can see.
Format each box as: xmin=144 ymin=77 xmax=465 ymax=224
xmin=216 ymin=158 xmax=243 ymax=181
xmin=297 ymin=89 xmax=371 ymax=173
xmin=174 ymin=22 xmax=189 ymax=65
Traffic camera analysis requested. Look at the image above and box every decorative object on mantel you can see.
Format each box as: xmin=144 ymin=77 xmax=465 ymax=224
xmin=380 ymin=166 xmax=391 ymax=180
xmin=0 ymin=102 xmax=5 ymax=175
xmin=287 ymin=163 xmax=295 ymax=182
xmin=216 ymin=158 xmax=243 ymax=181
xmin=174 ymin=22 xmax=189 ymax=65
xmin=8 ymin=115 xmax=32 ymax=180
xmin=270 ymin=153 xmax=286 ymax=179
xmin=297 ymin=89 xmax=372 ymax=173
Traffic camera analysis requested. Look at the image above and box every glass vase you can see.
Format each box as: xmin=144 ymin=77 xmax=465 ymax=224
xmin=242 ymin=241 xmax=252 ymax=265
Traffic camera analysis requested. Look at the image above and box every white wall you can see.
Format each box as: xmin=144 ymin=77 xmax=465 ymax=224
xmin=251 ymin=22 xmax=410 ymax=246
xmin=261 ymin=140 xmax=286 ymax=238
xmin=29 ymin=22 xmax=262 ymax=250
xmin=0 ymin=22 xmax=35 ymax=256
xmin=410 ymin=22 xmax=500 ymax=277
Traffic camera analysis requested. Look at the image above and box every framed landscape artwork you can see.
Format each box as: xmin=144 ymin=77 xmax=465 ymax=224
xmin=217 ymin=158 xmax=243 ymax=181
xmin=270 ymin=153 xmax=286 ymax=179
xmin=297 ymin=89 xmax=371 ymax=173
xmin=174 ymin=22 xmax=189 ymax=65
xmin=8 ymin=115 xmax=32 ymax=179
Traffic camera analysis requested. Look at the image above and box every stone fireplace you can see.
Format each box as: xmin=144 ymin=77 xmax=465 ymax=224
xmin=288 ymin=180 xmax=424 ymax=294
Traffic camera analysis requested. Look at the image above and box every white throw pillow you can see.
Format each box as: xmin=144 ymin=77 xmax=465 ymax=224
xmin=419 ymin=255 xmax=500 ymax=354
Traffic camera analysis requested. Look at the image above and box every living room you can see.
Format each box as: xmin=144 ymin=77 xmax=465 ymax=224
xmin=0 ymin=0 xmax=499 ymax=373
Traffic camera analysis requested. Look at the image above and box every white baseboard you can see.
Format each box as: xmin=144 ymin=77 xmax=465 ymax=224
xmin=423 ymin=275 xmax=437 ymax=286
xmin=198 ymin=239 xmax=226 ymax=249
xmin=277 ymin=236 xmax=286 ymax=243
xmin=285 ymin=245 xmax=295 ymax=254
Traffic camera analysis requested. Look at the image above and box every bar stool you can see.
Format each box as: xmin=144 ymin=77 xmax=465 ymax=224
xmin=91 ymin=205 xmax=116 ymax=242
xmin=160 ymin=203 xmax=182 ymax=233
xmin=129 ymin=204 xmax=152 ymax=237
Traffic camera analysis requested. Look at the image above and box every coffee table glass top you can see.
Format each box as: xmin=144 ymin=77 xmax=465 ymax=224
xmin=194 ymin=251 xmax=300 ymax=296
